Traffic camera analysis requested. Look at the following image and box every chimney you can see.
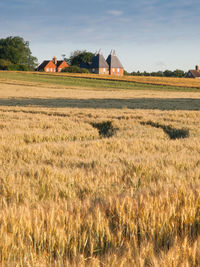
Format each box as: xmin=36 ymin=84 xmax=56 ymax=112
xmin=53 ymin=56 xmax=57 ymax=65
xmin=196 ymin=65 xmax=199 ymax=71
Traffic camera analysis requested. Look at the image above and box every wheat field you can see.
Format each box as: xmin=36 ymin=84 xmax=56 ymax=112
xmin=0 ymin=75 xmax=200 ymax=266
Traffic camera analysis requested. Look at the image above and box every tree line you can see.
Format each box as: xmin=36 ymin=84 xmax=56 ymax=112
xmin=124 ymin=69 xmax=186 ymax=78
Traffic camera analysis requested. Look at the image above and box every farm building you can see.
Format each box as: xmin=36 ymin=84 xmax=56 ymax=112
xmin=106 ymin=50 xmax=124 ymax=76
xmin=80 ymin=50 xmax=124 ymax=76
xmin=36 ymin=57 xmax=68 ymax=72
xmin=185 ymin=65 xmax=200 ymax=78
xmin=80 ymin=52 xmax=109 ymax=75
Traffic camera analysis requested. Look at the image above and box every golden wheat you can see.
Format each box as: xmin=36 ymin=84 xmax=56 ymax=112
xmin=0 ymin=79 xmax=200 ymax=266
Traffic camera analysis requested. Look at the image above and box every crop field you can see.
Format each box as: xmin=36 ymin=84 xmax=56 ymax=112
xmin=50 ymin=72 xmax=200 ymax=89
xmin=0 ymin=72 xmax=200 ymax=266
xmin=2 ymin=70 xmax=200 ymax=90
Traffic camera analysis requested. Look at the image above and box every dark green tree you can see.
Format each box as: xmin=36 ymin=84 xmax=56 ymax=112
xmin=163 ymin=70 xmax=173 ymax=77
xmin=0 ymin=36 xmax=37 ymax=70
xmin=173 ymin=69 xmax=185 ymax=77
xmin=151 ymin=71 xmax=163 ymax=77
xmin=67 ymin=50 xmax=94 ymax=66
xmin=124 ymin=70 xmax=130 ymax=76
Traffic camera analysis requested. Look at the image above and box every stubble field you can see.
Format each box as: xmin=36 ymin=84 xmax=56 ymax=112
xmin=0 ymin=72 xmax=200 ymax=266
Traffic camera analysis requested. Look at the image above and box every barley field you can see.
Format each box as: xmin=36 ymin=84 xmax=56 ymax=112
xmin=0 ymin=73 xmax=200 ymax=266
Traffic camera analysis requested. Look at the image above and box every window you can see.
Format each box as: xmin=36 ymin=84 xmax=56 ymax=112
xmin=46 ymin=68 xmax=49 ymax=72
xmin=117 ymin=68 xmax=120 ymax=73
xmin=103 ymin=68 xmax=105 ymax=74
xmin=113 ymin=68 xmax=115 ymax=74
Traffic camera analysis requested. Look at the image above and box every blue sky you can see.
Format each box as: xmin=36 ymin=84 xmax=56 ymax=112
xmin=1 ymin=0 xmax=200 ymax=71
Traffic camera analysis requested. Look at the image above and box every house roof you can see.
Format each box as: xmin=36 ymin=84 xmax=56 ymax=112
xmin=36 ymin=59 xmax=67 ymax=71
xmin=106 ymin=50 xmax=123 ymax=69
xmin=36 ymin=60 xmax=54 ymax=71
xmin=57 ymin=60 xmax=63 ymax=67
xmin=90 ymin=53 xmax=109 ymax=69
xmin=57 ymin=60 xmax=68 ymax=67
xmin=188 ymin=70 xmax=200 ymax=78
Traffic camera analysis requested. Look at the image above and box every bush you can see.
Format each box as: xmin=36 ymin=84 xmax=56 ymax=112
xmin=7 ymin=64 xmax=29 ymax=71
xmin=0 ymin=59 xmax=12 ymax=70
xmin=62 ymin=66 xmax=89 ymax=73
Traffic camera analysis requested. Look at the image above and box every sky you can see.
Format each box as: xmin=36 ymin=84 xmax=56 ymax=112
xmin=0 ymin=0 xmax=200 ymax=72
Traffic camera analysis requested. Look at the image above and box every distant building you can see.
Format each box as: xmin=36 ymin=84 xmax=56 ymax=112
xmin=80 ymin=50 xmax=124 ymax=76
xmin=185 ymin=65 xmax=200 ymax=78
xmin=36 ymin=57 xmax=69 ymax=72
xmin=81 ymin=52 xmax=109 ymax=75
xmin=106 ymin=50 xmax=124 ymax=76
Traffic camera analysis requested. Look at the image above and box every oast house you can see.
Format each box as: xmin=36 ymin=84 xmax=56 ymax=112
xmin=80 ymin=50 xmax=124 ymax=76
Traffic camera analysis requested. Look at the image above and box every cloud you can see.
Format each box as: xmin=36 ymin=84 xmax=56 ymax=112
xmin=107 ymin=10 xmax=123 ymax=16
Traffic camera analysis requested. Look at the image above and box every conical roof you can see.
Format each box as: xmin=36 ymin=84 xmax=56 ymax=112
xmin=106 ymin=50 xmax=123 ymax=69
xmin=91 ymin=52 xmax=109 ymax=68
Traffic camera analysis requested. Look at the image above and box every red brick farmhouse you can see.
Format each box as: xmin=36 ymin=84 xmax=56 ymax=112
xmin=36 ymin=57 xmax=68 ymax=72
xmin=185 ymin=65 xmax=200 ymax=78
